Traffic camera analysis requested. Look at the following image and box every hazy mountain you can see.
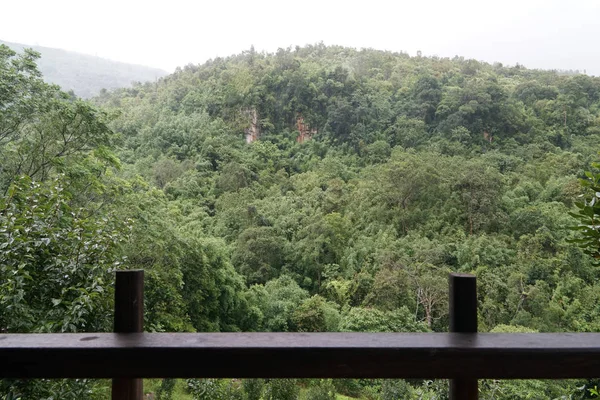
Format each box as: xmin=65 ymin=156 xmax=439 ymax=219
xmin=1 ymin=40 xmax=168 ymax=98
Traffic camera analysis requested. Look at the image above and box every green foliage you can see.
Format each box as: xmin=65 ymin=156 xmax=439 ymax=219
xmin=302 ymin=379 xmax=336 ymax=400
xmin=0 ymin=378 xmax=108 ymax=400
xmin=479 ymin=378 xmax=577 ymax=400
xmin=339 ymin=307 xmax=427 ymax=332
xmin=0 ymin=176 xmax=129 ymax=333
xmin=233 ymin=226 xmax=287 ymax=284
xmin=0 ymin=44 xmax=118 ymax=192
xmin=5 ymin=44 xmax=600 ymax=400
xmin=293 ymin=295 xmax=340 ymax=332
xmin=0 ymin=46 xmax=133 ymax=399
xmin=187 ymin=379 xmax=223 ymax=400
xmin=242 ymin=379 xmax=264 ymax=400
xmin=245 ymin=275 xmax=309 ymax=332
xmin=156 ymin=378 xmax=176 ymax=400
xmin=1 ymin=40 xmax=167 ymax=98
xmin=381 ymin=380 xmax=413 ymax=400
xmin=412 ymin=380 xmax=448 ymax=400
xmin=332 ymin=379 xmax=363 ymax=398
xmin=569 ymin=160 xmax=600 ymax=261
xmin=186 ymin=378 xmax=244 ymax=400
xmin=264 ymin=379 xmax=299 ymax=400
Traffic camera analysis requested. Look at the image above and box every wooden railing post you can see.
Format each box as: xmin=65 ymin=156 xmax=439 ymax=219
xmin=449 ymin=273 xmax=478 ymax=400
xmin=112 ymin=270 xmax=144 ymax=400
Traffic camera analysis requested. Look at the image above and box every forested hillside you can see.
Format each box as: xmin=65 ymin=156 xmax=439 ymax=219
xmin=0 ymin=40 xmax=167 ymax=98
xmin=2 ymin=43 xmax=600 ymax=399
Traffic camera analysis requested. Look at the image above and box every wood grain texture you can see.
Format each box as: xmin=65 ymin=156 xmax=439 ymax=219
xmin=1 ymin=332 xmax=600 ymax=379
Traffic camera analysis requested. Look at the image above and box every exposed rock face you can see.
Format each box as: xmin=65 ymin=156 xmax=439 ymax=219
xmin=296 ymin=114 xmax=317 ymax=143
xmin=483 ymin=131 xmax=493 ymax=143
xmin=244 ymin=111 xmax=316 ymax=144
xmin=245 ymin=108 xmax=260 ymax=143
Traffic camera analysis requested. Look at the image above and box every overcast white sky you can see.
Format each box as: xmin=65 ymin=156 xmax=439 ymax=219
xmin=1 ymin=0 xmax=599 ymax=75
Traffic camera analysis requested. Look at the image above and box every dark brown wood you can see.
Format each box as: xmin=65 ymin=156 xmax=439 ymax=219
xmin=449 ymin=273 xmax=478 ymax=400
xmin=451 ymin=380 xmax=478 ymax=400
xmin=1 ymin=332 xmax=600 ymax=379
xmin=114 ymin=270 xmax=144 ymax=333
xmin=449 ymin=273 xmax=477 ymax=333
xmin=112 ymin=270 xmax=144 ymax=400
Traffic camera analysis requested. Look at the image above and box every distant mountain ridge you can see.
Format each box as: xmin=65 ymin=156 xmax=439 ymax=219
xmin=1 ymin=40 xmax=168 ymax=98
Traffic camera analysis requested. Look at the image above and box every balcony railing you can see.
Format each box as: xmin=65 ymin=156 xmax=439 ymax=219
xmin=1 ymin=271 xmax=599 ymax=400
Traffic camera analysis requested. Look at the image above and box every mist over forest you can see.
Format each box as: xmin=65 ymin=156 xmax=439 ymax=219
xmin=0 ymin=40 xmax=167 ymax=98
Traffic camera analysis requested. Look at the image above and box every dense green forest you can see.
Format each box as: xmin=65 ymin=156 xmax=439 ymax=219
xmin=0 ymin=40 xmax=168 ymax=98
xmin=2 ymin=42 xmax=600 ymax=399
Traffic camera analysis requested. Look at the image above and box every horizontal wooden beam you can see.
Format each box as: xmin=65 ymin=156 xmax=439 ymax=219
xmin=1 ymin=332 xmax=600 ymax=379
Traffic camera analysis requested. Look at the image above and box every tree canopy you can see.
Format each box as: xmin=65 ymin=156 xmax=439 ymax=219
xmin=3 ymin=43 xmax=600 ymax=399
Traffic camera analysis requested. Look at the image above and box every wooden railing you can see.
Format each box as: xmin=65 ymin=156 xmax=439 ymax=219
xmin=1 ymin=271 xmax=600 ymax=400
